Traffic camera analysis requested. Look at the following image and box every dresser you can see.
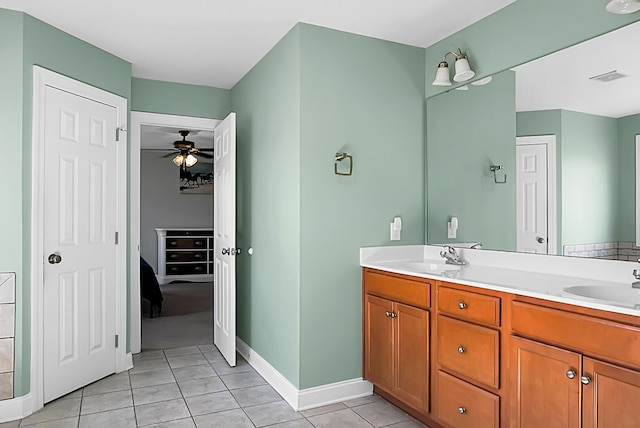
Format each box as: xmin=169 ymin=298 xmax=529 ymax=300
xmin=155 ymin=228 xmax=214 ymax=285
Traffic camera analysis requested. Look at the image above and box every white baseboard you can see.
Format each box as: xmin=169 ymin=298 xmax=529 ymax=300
xmin=236 ymin=338 xmax=373 ymax=411
xmin=0 ymin=392 xmax=34 ymax=423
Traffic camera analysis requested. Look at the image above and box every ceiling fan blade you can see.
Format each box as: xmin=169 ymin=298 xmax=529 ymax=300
xmin=197 ymin=152 xmax=214 ymax=159
xmin=162 ymin=151 xmax=179 ymax=158
xmin=198 ymin=148 xmax=214 ymax=152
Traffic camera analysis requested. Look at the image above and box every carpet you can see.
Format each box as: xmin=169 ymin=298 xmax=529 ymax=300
xmin=141 ymin=281 xmax=214 ymax=350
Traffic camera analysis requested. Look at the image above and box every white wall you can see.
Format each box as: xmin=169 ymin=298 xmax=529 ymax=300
xmin=140 ymin=150 xmax=213 ymax=271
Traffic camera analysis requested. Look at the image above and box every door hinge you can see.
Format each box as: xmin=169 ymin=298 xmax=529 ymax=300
xmin=116 ymin=126 xmax=126 ymax=142
xmin=115 ymin=335 xmax=119 ymax=348
xmin=115 ymin=231 xmax=119 ymax=245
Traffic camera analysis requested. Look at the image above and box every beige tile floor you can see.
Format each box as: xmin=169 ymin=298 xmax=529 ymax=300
xmin=0 ymin=345 xmax=428 ymax=427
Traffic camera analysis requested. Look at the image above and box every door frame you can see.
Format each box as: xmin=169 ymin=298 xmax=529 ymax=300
xmin=30 ymin=66 xmax=129 ymax=411
xmin=129 ymin=112 xmax=218 ymax=353
xmin=515 ymin=135 xmax=558 ymax=255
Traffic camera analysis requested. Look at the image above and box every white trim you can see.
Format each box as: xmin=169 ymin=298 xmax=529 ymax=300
xmin=236 ymin=338 xmax=373 ymax=411
xmin=636 ymin=135 xmax=640 ymax=246
xmin=31 ymin=66 xmax=128 ymax=412
xmin=129 ymin=112 xmax=219 ymax=354
xmin=516 ymin=135 xmax=558 ymax=255
xmin=0 ymin=393 xmax=34 ymax=423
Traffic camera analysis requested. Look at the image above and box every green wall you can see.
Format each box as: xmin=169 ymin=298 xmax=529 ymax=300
xmin=425 ymin=0 xmax=640 ymax=98
xmin=617 ymin=113 xmax=640 ymax=241
xmin=131 ymin=77 xmax=231 ymax=119
xmin=426 ymin=71 xmax=515 ymax=250
xmin=231 ymin=26 xmax=302 ymax=387
xmin=298 ymin=24 xmax=425 ymax=388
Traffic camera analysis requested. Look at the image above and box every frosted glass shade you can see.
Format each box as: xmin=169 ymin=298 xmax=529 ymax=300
xmin=606 ymin=0 xmax=640 ymax=14
xmin=432 ymin=62 xmax=452 ymax=86
xmin=172 ymin=154 xmax=184 ymax=166
xmin=185 ymin=154 xmax=198 ymax=167
xmin=454 ymin=57 xmax=475 ymax=82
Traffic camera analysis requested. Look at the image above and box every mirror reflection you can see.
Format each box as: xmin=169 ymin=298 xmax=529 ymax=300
xmin=426 ymin=21 xmax=640 ymax=260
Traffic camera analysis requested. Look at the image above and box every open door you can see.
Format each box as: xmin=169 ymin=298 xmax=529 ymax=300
xmin=213 ymin=112 xmax=237 ymax=366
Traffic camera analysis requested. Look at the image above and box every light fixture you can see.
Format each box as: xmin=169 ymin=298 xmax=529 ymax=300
xmin=172 ymin=153 xmax=198 ymax=168
xmin=172 ymin=154 xmax=184 ymax=166
xmin=471 ymin=76 xmax=493 ymax=86
xmin=185 ymin=154 xmax=198 ymax=167
xmin=606 ymin=0 xmax=640 ymax=14
xmin=432 ymin=49 xmax=476 ymax=86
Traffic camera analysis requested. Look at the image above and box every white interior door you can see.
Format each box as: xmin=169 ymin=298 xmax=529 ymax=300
xmin=43 ymin=86 xmax=118 ymax=402
xmin=214 ymin=112 xmax=237 ymax=366
xmin=516 ymin=142 xmax=548 ymax=254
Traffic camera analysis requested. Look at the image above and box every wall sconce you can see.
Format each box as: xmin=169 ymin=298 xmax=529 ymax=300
xmin=334 ymin=152 xmax=353 ymax=176
xmin=432 ymin=49 xmax=476 ymax=86
xmin=606 ymin=0 xmax=640 ymax=14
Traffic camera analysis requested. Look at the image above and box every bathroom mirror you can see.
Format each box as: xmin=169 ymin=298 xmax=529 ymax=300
xmin=426 ymin=21 xmax=640 ymax=260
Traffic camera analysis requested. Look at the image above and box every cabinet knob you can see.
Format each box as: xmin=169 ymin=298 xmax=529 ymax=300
xmin=458 ymin=302 xmax=467 ymax=309
xmin=385 ymin=311 xmax=392 ymax=317
xmin=458 ymin=407 xmax=466 ymax=414
xmin=566 ymin=370 xmax=576 ymax=379
xmin=457 ymin=346 xmax=466 ymax=354
xmin=580 ymin=375 xmax=591 ymax=385
xmin=390 ymin=312 xmax=397 ymax=318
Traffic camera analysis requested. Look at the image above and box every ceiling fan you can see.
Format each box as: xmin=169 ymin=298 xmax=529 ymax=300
xmin=163 ymin=130 xmax=213 ymax=169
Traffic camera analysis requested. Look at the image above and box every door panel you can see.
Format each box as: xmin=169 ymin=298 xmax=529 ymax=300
xmin=395 ymin=302 xmax=429 ymax=412
xmin=364 ymin=295 xmax=394 ymax=392
xmin=43 ymin=86 xmax=118 ymax=402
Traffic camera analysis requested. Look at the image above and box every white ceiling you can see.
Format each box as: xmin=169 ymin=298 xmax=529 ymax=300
xmin=514 ymin=21 xmax=640 ymax=118
xmin=0 ymin=0 xmax=514 ymax=89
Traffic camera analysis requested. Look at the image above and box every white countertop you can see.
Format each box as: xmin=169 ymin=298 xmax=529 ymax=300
xmin=361 ymin=245 xmax=640 ymax=317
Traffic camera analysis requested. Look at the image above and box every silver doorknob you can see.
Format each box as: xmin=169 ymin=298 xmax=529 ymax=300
xmin=580 ymin=375 xmax=591 ymax=385
xmin=458 ymin=407 xmax=466 ymax=414
xmin=566 ymin=369 xmax=576 ymax=379
xmin=458 ymin=346 xmax=466 ymax=354
xmin=48 ymin=253 xmax=62 ymax=264
xmin=221 ymin=248 xmax=230 ymax=255
xmin=537 ymin=236 xmax=546 ymax=244
xmin=458 ymin=302 xmax=467 ymax=309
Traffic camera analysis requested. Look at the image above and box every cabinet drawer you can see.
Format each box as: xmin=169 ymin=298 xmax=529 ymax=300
xmin=512 ymin=301 xmax=640 ymax=369
xmin=166 ymin=251 xmax=207 ymax=262
xmin=167 ymin=238 xmax=207 ymax=249
xmin=364 ymin=270 xmax=431 ymax=309
xmin=166 ymin=263 xmax=208 ymax=275
xmin=438 ymin=315 xmax=499 ymax=388
xmin=439 ymin=286 xmax=500 ymax=327
xmin=437 ymin=371 xmax=499 ymax=428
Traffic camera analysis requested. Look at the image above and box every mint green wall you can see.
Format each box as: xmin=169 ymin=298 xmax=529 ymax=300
xmin=426 ymin=71 xmax=515 ymax=250
xmin=617 ymin=113 xmax=640 ymax=242
xmin=231 ymin=27 xmax=302 ymax=387
xmin=425 ymin=0 xmax=639 ymax=98
xmin=0 ymin=9 xmax=132 ymax=397
xmin=516 ymin=109 xmax=563 ymax=254
xmin=131 ymin=78 xmax=231 ymax=119
xmin=298 ymin=24 xmax=425 ymax=388
xmin=561 ymin=110 xmax=618 ymax=246
xmin=0 ymin=7 xmax=26 ymax=398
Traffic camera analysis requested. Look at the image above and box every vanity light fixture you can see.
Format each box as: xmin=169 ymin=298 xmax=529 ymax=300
xmin=606 ymin=0 xmax=640 ymax=14
xmin=432 ymin=49 xmax=476 ymax=86
xmin=471 ymin=76 xmax=493 ymax=86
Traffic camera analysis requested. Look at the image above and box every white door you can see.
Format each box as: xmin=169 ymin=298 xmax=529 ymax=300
xmin=214 ymin=112 xmax=237 ymax=366
xmin=516 ymin=143 xmax=548 ymax=254
xmin=43 ymin=86 xmax=118 ymax=402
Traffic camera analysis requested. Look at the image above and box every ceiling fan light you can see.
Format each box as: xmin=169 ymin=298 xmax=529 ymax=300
xmin=172 ymin=154 xmax=184 ymax=166
xmin=185 ymin=154 xmax=198 ymax=167
xmin=606 ymin=0 xmax=640 ymax=14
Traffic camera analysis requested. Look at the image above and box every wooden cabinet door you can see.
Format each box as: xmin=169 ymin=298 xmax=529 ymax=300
xmin=582 ymin=357 xmax=640 ymax=428
xmin=394 ymin=302 xmax=429 ymax=413
xmin=364 ymin=294 xmax=394 ymax=392
xmin=510 ymin=337 xmax=581 ymax=428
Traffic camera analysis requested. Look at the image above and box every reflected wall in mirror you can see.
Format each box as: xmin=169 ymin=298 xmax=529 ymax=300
xmin=426 ymin=21 xmax=640 ymax=260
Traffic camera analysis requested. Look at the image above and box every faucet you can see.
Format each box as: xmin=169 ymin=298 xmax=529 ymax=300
xmin=440 ymin=245 xmax=466 ymax=266
xmin=632 ymin=260 xmax=640 ymax=288
xmin=469 ymin=242 xmax=483 ymax=249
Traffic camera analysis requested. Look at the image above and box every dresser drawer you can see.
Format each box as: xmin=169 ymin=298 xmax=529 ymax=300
xmin=166 ymin=238 xmax=207 ymax=249
xmin=437 ymin=370 xmax=499 ymax=428
xmin=166 ymin=251 xmax=208 ymax=262
xmin=439 ymin=286 xmax=501 ymax=327
xmin=512 ymin=301 xmax=640 ymax=369
xmin=166 ymin=263 xmax=209 ymax=275
xmin=437 ymin=315 xmax=500 ymax=388
xmin=364 ymin=269 xmax=431 ymax=309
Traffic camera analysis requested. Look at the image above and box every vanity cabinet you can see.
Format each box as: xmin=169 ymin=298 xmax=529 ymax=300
xmin=363 ymin=269 xmax=431 ymax=416
xmin=511 ymin=300 xmax=640 ymax=428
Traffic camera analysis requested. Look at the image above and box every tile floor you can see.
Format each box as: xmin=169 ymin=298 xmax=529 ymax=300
xmin=1 ymin=345 xmax=428 ymax=427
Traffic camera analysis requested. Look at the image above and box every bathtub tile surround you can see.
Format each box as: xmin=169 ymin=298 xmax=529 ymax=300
xmin=0 ymin=273 xmax=15 ymax=401
xmin=563 ymin=241 xmax=640 ymax=260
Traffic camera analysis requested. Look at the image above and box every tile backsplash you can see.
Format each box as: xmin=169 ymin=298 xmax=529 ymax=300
xmin=563 ymin=241 xmax=640 ymax=261
xmin=0 ymin=273 xmax=15 ymax=401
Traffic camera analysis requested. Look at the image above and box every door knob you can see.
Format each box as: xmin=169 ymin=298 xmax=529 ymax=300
xmin=48 ymin=253 xmax=62 ymax=264
xmin=222 ymin=248 xmax=229 ymax=255
xmin=537 ymin=236 xmax=546 ymax=244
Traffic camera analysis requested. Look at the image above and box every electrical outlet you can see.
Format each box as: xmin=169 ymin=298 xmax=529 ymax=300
xmin=390 ymin=223 xmax=401 ymax=241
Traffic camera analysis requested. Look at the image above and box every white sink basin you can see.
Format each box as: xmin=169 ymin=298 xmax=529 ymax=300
xmin=563 ymin=285 xmax=640 ymax=307
xmin=397 ymin=261 xmax=461 ymax=274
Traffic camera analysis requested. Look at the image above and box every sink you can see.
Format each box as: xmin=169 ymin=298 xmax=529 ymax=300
xmin=397 ymin=261 xmax=461 ymax=274
xmin=563 ymin=285 xmax=640 ymax=307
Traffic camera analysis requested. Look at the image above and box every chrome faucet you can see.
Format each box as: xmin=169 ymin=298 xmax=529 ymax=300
xmin=469 ymin=242 xmax=483 ymax=249
xmin=440 ymin=245 xmax=466 ymax=266
xmin=633 ymin=260 xmax=640 ymax=288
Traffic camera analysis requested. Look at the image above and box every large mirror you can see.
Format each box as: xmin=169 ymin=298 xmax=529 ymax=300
xmin=426 ymin=21 xmax=640 ymax=260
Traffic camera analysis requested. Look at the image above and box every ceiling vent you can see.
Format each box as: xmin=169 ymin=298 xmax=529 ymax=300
xmin=589 ymin=70 xmax=628 ymax=82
